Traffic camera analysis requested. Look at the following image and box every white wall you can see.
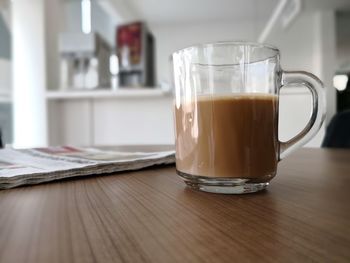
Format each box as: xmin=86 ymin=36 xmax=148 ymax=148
xmin=266 ymin=13 xmax=319 ymax=74
xmin=149 ymin=20 xmax=257 ymax=84
xmin=314 ymin=11 xmax=337 ymax=126
xmin=266 ymin=11 xmax=336 ymax=114
xmin=264 ymin=11 xmax=337 ymax=147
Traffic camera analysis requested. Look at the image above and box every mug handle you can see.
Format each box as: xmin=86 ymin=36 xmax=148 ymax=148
xmin=279 ymin=71 xmax=326 ymax=160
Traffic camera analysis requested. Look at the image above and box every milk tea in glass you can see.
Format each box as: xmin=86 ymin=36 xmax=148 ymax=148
xmin=171 ymin=42 xmax=325 ymax=194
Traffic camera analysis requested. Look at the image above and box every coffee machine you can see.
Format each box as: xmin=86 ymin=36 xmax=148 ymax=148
xmin=116 ymin=22 xmax=155 ymax=87
xmin=59 ymin=32 xmax=111 ymax=89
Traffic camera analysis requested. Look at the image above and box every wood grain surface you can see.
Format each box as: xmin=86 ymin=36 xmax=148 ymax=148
xmin=0 ymin=148 xmax=350 ymax=262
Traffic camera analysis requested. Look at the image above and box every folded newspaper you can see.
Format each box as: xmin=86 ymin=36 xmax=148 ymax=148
xmin=0 ymin=146 xmax=175 ymax=189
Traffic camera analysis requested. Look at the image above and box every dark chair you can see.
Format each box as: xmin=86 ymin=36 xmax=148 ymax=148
xmin=322 ymin=110 xmax=350 ymax=148
xmin=0 ymin=128 xmax=3 ymax=148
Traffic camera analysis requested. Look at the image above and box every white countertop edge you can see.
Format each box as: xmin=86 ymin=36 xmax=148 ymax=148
xmin=46 ymin=87 xmax=309 ymax=100
xmin=46 ymin=88 xmax=172 ymax=100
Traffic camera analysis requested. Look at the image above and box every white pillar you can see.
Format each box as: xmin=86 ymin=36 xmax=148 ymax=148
xmin=12 ymin=0 xmax=61 ymax=148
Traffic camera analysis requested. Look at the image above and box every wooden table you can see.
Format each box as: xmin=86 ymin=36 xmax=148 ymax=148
xmin=0 ymin=147 xmax=349 ymax=262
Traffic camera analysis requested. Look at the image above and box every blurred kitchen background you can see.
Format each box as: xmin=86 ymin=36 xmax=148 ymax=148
xmin=0 ymin=0 xmax=350 ymax=148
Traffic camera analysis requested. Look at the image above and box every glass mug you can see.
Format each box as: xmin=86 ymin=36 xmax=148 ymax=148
xmin=171 ymin=42 xmax=325 ymax=194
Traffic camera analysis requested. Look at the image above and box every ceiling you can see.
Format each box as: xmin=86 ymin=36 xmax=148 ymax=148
xmin=126 ymin=0 xmax=278 ymax=24
xmin=111 ymin=0 xmax=350 ymax=24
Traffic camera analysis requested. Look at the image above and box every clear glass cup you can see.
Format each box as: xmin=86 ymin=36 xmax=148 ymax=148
xmin=171 ymin=41 xmax=325 ymax=194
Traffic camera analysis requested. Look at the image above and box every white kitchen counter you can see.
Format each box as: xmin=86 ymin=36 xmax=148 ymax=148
xmin=47 ymin=87 xmax=323 ymax=147
xmin=47 ymin=88 xmax=174 ymax=146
